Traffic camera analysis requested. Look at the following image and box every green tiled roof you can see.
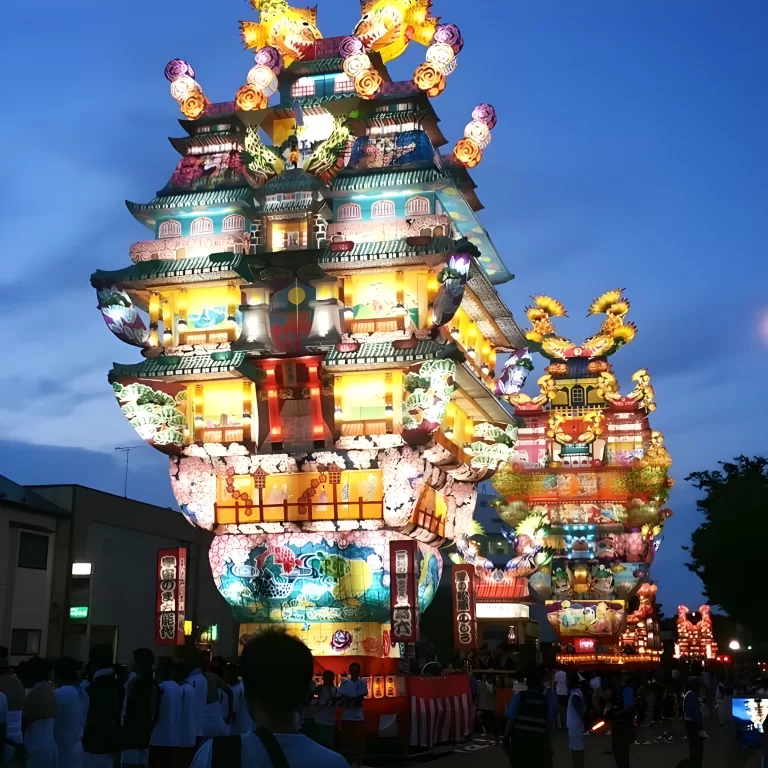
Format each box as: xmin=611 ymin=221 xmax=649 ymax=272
xmin=366 ymin=109 xmax=427 ymax=125
xmin=263 ymin=169 xmax=323 ymax=194
xmin=324 ymin=340 xmax=446 ymax=365
xmin=321 ymin=236 xmax=454 ymax=264
xmin=91 ymin=255 xmax=249 ymax=287
xmin=110 ymin=352 xmax=249 ymax=381
xmin=275 ymin=93 xmax=356 ymax=110
xmin=286 ymin=58 xmax=344 ymax=75
xmin=126 ymin=187 xmax=254 ymax=213
xmin=331 ymin=168 xmax=444 ymax=191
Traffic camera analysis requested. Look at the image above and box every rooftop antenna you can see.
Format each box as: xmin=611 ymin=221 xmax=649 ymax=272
xmin=114 ymin=446 xmax=139 ymax=498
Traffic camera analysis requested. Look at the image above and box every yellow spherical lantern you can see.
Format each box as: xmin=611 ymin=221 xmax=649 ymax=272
xmin=453 ymin=137 xmax=483 ymax=168
xmin=413 ymin=63 xmax=446 ymax=97
xmin=235 ymin=84 xmax=268 ymax=112
xmin=180 ymin=89 xmax=208 ymax=120
xmin=353 ymin=69 xmax=383 ymax=100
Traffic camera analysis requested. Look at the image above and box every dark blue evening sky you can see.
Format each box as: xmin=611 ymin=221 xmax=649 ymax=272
xmin=1 ymin=0 xmax=766 ymax=611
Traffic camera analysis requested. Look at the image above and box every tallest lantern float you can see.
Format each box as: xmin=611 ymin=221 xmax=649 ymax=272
xmin=91 ymin=0 xmax=526 ymax=667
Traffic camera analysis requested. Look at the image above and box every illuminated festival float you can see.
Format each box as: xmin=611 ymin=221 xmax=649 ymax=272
xmin=674 ymin=605 xmax=719 ymax=663
xmin=486 ymin=292 xmax=673 ymax=666
xmin=90 ymin=0 xmax=525 ymax=691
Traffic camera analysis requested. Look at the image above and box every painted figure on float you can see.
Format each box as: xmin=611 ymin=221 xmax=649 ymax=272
xmin=481 ymin=291 xmax=673 ymax=665
xmin=91 ymin=0 xmax=525 ymax=660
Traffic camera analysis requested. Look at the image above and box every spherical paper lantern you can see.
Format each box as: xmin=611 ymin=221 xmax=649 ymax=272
xmin=413 ymin=63 xmax=445 ymax=97
xmin=342 ymin=53 xmax=372 ymax=79
xmin=471 ymin=103 xmax=498 ymax=130
xmin=425 ymin=43 xmax=456 ymax=73
xmin=246 ymin=65 xmax=279 ymax=97
xmin=433 ymin=24 xmax=464 ymax=55
xmin=170 ymin=76 xmax=198 ymax=101
xmin=235 ymin=83 xmax=268 ymax=112
xmin=464 ymin=119 xmax=492 ymax=148
xmin=353 ymin=69 xmax=383 ymax=99
xmin=180 ymin=89 xmax=208 ymax=120
xmin=254 ymin=46 xmax=284 ymax=75
xmin=339 ymin=35 xmax=365 ymax=58
xmin=453 ymin=137 xmax=483 ymax=168
xmin=165 ymin=58 xmax=195 ymax=82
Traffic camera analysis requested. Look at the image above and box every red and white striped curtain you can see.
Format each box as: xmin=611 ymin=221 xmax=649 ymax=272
xmin=408 ymin=675 xmax=474 ymax=747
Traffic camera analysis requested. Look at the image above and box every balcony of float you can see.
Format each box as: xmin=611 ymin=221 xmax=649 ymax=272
xmin=332 ymin=370 xmax=404 ymax=439
xmin=212 ymin=466 xmax=385 ymax=527
xmin=147 ymin=284 xmax=243 ymax=348
xmin=183 ymin=379 xmax=257 ymax=448
xmin=340 ymin=267 xmax=436 ymax=334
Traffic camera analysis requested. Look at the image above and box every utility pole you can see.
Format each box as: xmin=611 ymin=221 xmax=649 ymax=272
xmin=114 ymin=446 xmax=138 ymax=498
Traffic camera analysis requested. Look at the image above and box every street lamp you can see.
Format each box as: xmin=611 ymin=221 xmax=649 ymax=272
xmin=729 ymin=639 xmax=741 ymax=651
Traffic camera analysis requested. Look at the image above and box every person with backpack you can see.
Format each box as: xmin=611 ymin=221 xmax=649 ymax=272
xmin=503 ymin=667 xmax=557 ymax=767
xmin=190 ymin=632 xmax=348 ymax=768
xmin=83 ymin=644 xmax=124 ymax=768
xmin=121 ymin=649 xmax=158 ymax=767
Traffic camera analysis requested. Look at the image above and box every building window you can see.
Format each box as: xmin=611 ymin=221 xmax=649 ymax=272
xmin=571 ymin=385 xmax=585 ymax=407
xmin=190 ymin=217 xmax=214 ymax=236
xmin=337 ymin=203 xmax=361 ymax=221
xmin=334 ymin=74 xmax=355 ymax=94
xmin=158 ymin=220 xmax=181 ymax=239
xmin=17 ymin=532 xmax=49 ymax=570
xmin=405 ymin=196 xmax=430 ymax=216
xmin=10 ymin=629 xmax=41 ymax=656
xmin=222 ymin=214 xmax=245 ymax=232
xmin=371 ymin=200 xmax=395 ymax=218
xmin=291 ymin=77 xmax=316 ymax=98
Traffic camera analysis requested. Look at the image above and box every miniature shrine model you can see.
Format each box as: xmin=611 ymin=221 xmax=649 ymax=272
xmin=91 ymin=0 xmax=526 ymax=697
xmin=486 ymin=292 xmax=672 ymax=667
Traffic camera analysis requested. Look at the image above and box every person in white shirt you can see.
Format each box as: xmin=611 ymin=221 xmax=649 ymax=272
xmin=312 ymin=671 xmax=338 ymax=749
xmin=184 ymin=656 xmax=209 ymax=742
xmin=53 ymin=656 xmax=90 ymax=768
xmin=566 ymin=672 xmax=585 ymax=768
xmin=475 ymin=674 xmax=497 ymax=738
xmin=190 ymin=632 xmax=348 ymax=768
xmin=0 ymin=645 xmax=24 ymax=758
xmin=149 ymin=660 xmax=186 ymax=768
xmin=174 ymin=664 xmax=199 ymax=765
xmin=554 ymin=669 xmax=568 ymax=729
xmin=339 ymin=663 xmax=368 ymax=765
xmin=223 ymin=663 xmax=253 ymax=737
xmin=23 ymin=656 xmax=58 ymax=768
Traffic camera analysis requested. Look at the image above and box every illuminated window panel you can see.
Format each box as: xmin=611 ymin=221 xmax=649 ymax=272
xmin=334 ymin=74 xmax=355 ymax=93
xmin=291 ymin=77 xmax=316 ymax=98
xmin=222 ymin=214 xmax=245 ymax=232
xmin=405 ymin=196 xmax=430 ymax=216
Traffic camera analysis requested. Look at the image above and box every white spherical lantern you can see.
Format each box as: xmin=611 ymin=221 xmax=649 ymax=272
xmin=170 ymin=76 xmax=198 ymax=101
xmin=246 ymin=65 xmax=279 ymax=97
xmin=464 ymin=119 xmax=492 ymax=149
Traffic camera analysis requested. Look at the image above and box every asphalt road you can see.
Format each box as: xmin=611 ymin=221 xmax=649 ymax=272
xmin=430 ymin=728 xmax=763 ymax=768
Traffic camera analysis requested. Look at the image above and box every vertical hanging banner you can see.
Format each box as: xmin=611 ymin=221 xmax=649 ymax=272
xmin=452 ymin=564 xmax=478 ymax=649
xmin=389 ymin=539 xmax=419 ymax=643
xmin=156 ymin=547 xmax=187 ymax=646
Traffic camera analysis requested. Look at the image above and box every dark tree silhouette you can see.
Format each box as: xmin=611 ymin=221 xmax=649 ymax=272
xmin=685 ymin=456 xmax=768 ymax=634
